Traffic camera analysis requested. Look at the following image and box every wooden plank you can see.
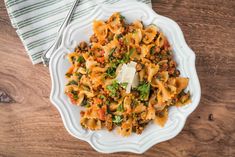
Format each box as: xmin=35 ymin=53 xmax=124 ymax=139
xmin=0 ymin=0 xmax=234 ymax=156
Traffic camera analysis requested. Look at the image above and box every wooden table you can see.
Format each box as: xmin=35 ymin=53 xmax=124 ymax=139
xmin=0 ymin=0 xmax=234 ymax=156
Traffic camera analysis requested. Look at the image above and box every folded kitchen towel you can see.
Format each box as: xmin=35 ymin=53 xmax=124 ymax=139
xmin=4 ymin=0 xmax=152 ymax=64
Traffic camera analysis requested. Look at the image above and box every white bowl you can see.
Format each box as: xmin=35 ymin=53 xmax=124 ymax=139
xmin=49 ymin=1 xmax=201 ymax=154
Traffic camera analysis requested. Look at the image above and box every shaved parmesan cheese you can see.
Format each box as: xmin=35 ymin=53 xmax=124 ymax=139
xmin=132 ymin=73 xmax=139 ymax=88
xmin=116 ymin=61 xmax=139 ymax=93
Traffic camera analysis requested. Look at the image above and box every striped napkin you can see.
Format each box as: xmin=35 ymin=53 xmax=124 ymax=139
xmin=5 ymin=0 xmax=152 ymax=64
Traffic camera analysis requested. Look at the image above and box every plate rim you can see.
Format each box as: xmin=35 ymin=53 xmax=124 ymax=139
xmin=49 ymin=1 xmax=201 ymax=154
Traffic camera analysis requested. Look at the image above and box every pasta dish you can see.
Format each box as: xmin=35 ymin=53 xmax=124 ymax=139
xmin=64 ymin=13 xmax=191 ymax=136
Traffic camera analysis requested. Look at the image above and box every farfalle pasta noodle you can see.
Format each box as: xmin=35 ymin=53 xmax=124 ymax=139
xmin=65 ymin=12 xmax=191 ymax=136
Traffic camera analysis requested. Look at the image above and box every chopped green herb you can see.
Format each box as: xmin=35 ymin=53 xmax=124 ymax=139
xmin=144 ymin=101 xmax=149 ymax=107
xmin=85 ymin=103 xmax=91 ymax=108
xmin=77 ymin=56 xmax=85 ymax=63
xmin=75 ymin=73 xmax=83 ymax=80
xmin=112 ymin=115 xmax=123 ymax=124
xmin=120 ymin=82 xmax=128 ymax=89
xmin=71 ymin=56 xmax=76 ymax=63
xmin=106 ymin=81 xmax=119 ymax=97
xmin=109 ymin=48 xmax=116 ymax=56
xmin=83 ymin=85 xmax=90 ymax=91
xmin=66 ymin=80 xmax=78 ymax=86
xmin=65 ymin=73 xmax=72 ymax=77
xmin=99 ymin=95 xmax=106 ymax=99
xmin=133 ymin=29 xmax=137 ymax=34
xmin=115 ymin=34 xmax=122 ymax=40
xmin=81 ymin=98 xmax=90 ymax=108
xmin=123 ymin=38 xmax=129 ymax=45
xmin=118 ymin=48 xmax=135 ymax=64
xmin=137 ymin=82 xmax=150 ymax=100
xmin=120 ymin=15 xmax=125 ymax=20
xmin=106 ymin=66 xmax=116 ymax=78
xmin=86 ymin=68 xmax=91 ymax=75
xmin=117 ymin=103 xmax=124 ymax=112
xmin=132 ymin=112 xmax=137 ymax=118
xmin=73 ymin=94 xmax=78 ymax=100
xmin=158 ymin=53 xmax=163 ymax=59
xmin=150 ymin=46 xmax=156 ymax=55
xmin=108 ymin=48 xmax=116 ymax=61
xmin=106 ymin=100 xmax=111 ymax=106
xmin=71 ymin=91 xmax=78 ymax=100
xmin=129 ymin=48 xmax=135 ymax=56
xmin=106 ymin=105 xmax=111 ymax=114
xmin=131 ymin=99 xmax=138 ymax=109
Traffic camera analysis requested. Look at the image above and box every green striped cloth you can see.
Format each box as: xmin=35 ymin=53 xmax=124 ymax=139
xmin=4 ymin=0 xmax=152 ymax=64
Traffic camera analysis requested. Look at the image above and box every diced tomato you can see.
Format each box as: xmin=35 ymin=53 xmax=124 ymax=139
xmin=68 ymin=66 xmax=74 ymax=73
xmin=94 ymin=98 xmax=102 ymax=105
xmin=96 ymin=57 xmax=105 ymax=63
xmin=67 ymin=93 xmax=76 ymax=104
xmin=100 ymin=50 xmax=105 ymax=55
xmin=98 ymin=108 xmax=105 ymax=121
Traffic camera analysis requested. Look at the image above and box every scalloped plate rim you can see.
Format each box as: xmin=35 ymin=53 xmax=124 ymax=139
xmin=49 ymin=1 xmax=201 ymax=154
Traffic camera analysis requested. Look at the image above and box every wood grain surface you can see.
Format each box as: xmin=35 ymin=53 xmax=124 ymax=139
xmin=0 ymin=0 xmax=235 ymax=156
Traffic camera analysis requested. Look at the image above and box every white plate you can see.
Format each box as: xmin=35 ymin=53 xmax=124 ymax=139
xmin=49 ymin=1 xmax=201 ymax=154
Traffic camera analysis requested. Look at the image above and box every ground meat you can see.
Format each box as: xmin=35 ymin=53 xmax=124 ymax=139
xmin=169 ymin=60 xmax=176 ymax=67
xmin=130 ymin=38 xmax=135 ymax=45
xmin=100 ymin=39 xmax=107 ymax=46
xmin=121 ymin=45 xmax=127 ymax=53
xmin=80 ymin=111 xmax=85 ymax=117
xmin=132 ymin=90 xmax=140 ymax=98
xmin=155 ymin=47 xmax=160 ymax=53
xmin=79 ymin=41 xmax=88 ymax=51
xmin=135 ymin=126 xmax=144 ymax=134
xmin=168 ymin=67 xmax=175 ymax=75
xmin=150 ymin=55 xmax=156 ymax=60
xmin=105 ymin=114 xmax=113 ymax=131
xmin=136 ymin=47 xmax=141 ymax=54
xmin=113 ymin=51 xmax=122 ymax=58
xmin=90 ymin=34 xmax=98 ymax=43
xmin=128 ymin=25 xmax=134 ymax=33
xmin=161 ymin=50 xmax=167 ymax=55
xmin=161 ymin=63 xmax=168 ymax=71
xmin=174 ymin=70 xmax=180 ymax=77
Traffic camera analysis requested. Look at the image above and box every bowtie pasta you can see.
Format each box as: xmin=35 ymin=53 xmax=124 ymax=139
xmin=65 ymin=12 xmax=191 ymax=136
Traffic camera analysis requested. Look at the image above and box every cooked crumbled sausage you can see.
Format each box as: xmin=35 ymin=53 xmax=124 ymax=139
xmin=155 ymin=47 xmax=160 ymax=53
xmin=150 ymin=55 xmax=156 ymax=60
xmin=79 ymin=41 xmax=88 ymax=50
xmin=168 ymin=67 xmax=175 ymax=75
xmin=80 ymin=111 xmax=85 ymax=117
xmin=169 ymin=60 xmax=176 ymax=67
xmin=136 ymin=126 xmax=144 ymax=134
xmin=105 ymin=114 xmax=113 ymax=131
xmin=90 ymin=34 xmax=98 ymax=43
xmin=161 ymin=63 xmax=168 ymax=71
